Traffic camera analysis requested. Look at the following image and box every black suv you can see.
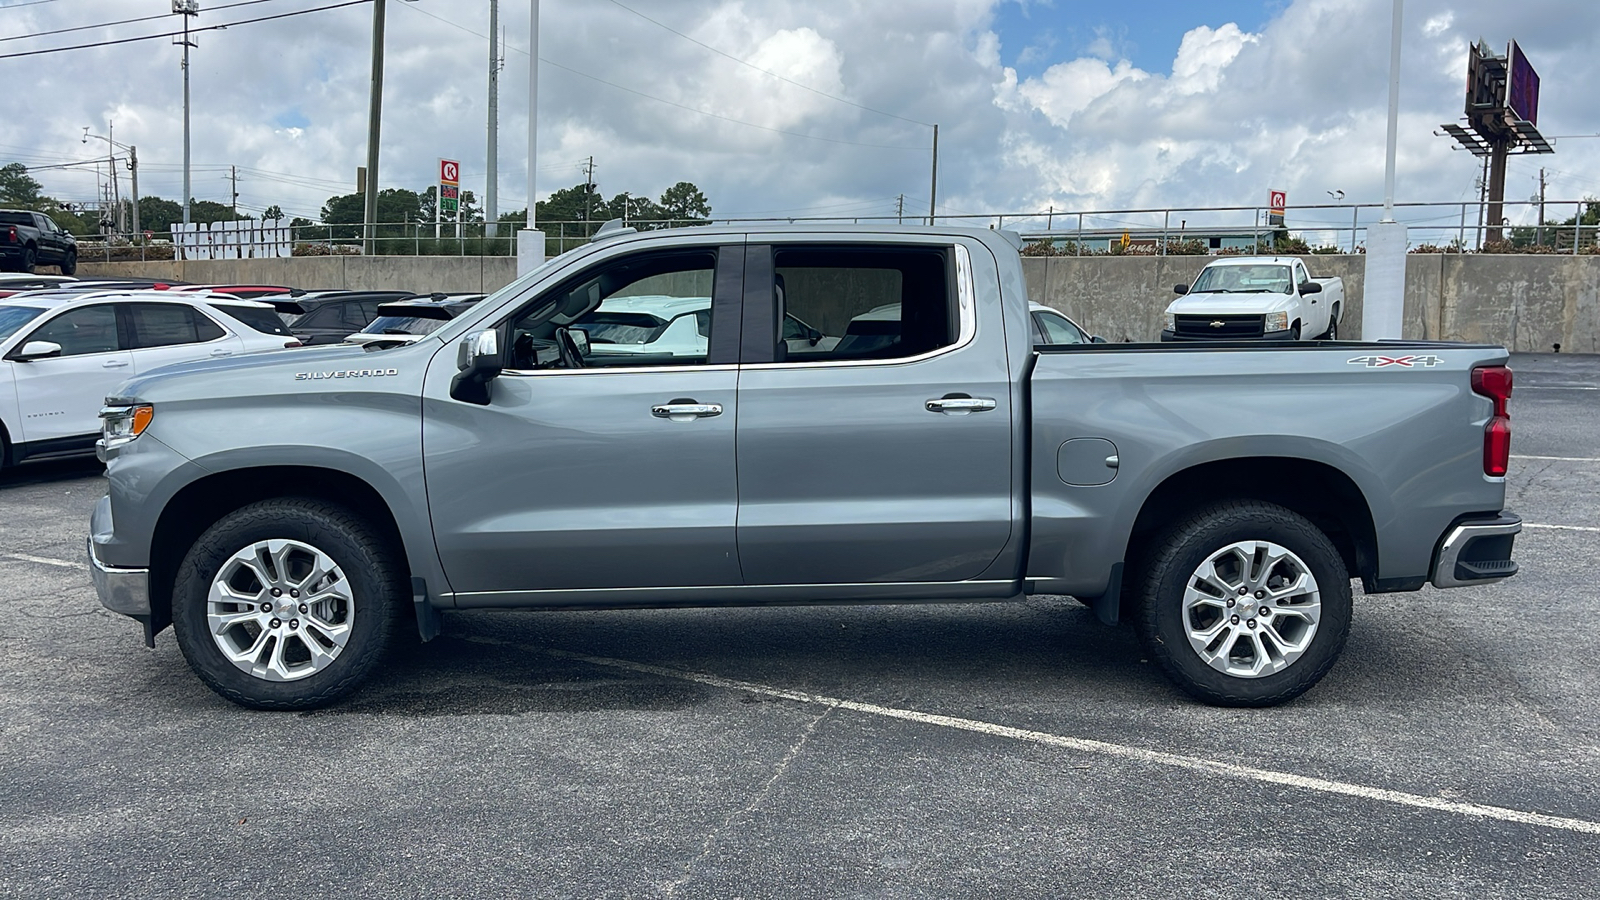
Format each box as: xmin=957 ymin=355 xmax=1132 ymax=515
xmin=259 ymin=290 xmax=418 ymax=346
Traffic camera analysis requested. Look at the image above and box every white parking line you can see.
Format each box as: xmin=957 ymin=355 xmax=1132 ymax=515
xmin=1513 ymin=455 xmax=1600 ymax=463
xmin=1523 ymin=523 xmax=1600 ymax=533
xmin=484 ymin=644 xmax=1600 ymax=837
xmin=1 ymin=552 xmax=85 ymax=569
xmin=1521 ymin=384 xmax=1600 ymax=391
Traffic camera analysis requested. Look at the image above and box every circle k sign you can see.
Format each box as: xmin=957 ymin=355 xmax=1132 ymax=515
xmin=439 ymin=159 xmax=460 ymax=186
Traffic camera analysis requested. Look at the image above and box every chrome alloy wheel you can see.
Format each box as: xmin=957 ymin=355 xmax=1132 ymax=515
xmin=206 ymin=539 xmax=355 ymax=682
xmin=1181 ymin=540 xmax=1321 ymax=678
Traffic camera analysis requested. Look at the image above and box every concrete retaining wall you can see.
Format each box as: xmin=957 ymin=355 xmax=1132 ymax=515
xmin=83 ymin=253 xmax=1600 ymax=352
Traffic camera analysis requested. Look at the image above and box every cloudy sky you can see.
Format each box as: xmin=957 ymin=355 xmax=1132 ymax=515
xmin=2 ymin=0 xmax=1596 ymax=242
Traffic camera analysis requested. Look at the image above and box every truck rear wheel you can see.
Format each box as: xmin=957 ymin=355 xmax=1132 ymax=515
xmin=171 ymin=498 xmax=406 ymax=710
xmin=1135 ymin=500 xmax=1351 ymax=707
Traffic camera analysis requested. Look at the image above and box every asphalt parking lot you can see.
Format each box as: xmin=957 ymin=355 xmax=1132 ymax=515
xmin=2 ymin=353 xmax=1598 ymax=899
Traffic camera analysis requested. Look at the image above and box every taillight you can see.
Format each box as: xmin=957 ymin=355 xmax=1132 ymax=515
xmin=1471 ymin=364 xmax=1513 ymax=477
xmin=5 ymin=226 xmax=15 ymax=243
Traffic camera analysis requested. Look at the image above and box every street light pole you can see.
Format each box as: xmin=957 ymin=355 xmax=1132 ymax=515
xmin=175 ymin=1 xmax=198 ymax=228
xmin=516 ymin=0 xmax=544 ymax=275
xmin=363 ymin=0 xmax=388 ymax=254
xmin=83 ymin=127 xmax=140 ymax=242
xmin=486 ymin=0 xmax=500 ymax=239
xmin=1363 ymin=0 xmax=1407 ymax=341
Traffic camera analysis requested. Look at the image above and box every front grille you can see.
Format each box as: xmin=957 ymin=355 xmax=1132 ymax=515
xmin=1173 ymin=314 xmax=1265 ymax=339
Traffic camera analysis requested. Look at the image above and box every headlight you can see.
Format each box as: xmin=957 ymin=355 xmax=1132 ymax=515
xmin=1163 ymin=312 xmax=1176 ymax=331
xmin=1263 ymin=311 xmax=1289 ymax=332
xmin=99 ymin=403 xmax=154 ymax=452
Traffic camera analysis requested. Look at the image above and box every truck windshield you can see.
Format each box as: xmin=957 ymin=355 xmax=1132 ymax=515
xmin=0 ymin=305 xmax=46 ymax=341
xmin=1191 ymin=265 xmax=1292 ymax=294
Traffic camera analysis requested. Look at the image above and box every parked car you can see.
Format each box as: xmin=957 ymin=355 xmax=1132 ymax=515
xmin=0 ymin=290 xmax=298 ymax=466
xmin=1028 ymin=302 xmax=1104 ymax=345
xmin=89 ymin=223 xmax=1519 ymax=711
xmin=1162 ymin=257 xmax=1345 ymax=341
xmin=260 ymin=290 xmax=418 ymax=346
xmin=171 ymin=284 xmax=294 ymax=301
xmin=0 ymin=273 xmax=77 ymax=299
xmin=565 ymin=294 xmax=835 ymax=363
xmin=0 ymin=209 xmax=77 ymax=275
xmin=345 ymin=294 xmax=486 ymax=349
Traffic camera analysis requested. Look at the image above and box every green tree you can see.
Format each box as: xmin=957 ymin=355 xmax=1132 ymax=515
xmin=658 ymin=181 xmax=710 ymax=221
xmin=320 ymin=188 xmax=423 ymax=239
xmin=263 ymin=204 xmax=284 ymax=221
xmin=137 ymin=196 xmax=184 ymax=234
xmin=0 ymin=162 xmax=43 ymax=206
xmin=535 ymin=182 xmax=601 ymax=223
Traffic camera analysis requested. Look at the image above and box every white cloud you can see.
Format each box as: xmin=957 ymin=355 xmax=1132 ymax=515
xmin=1 ymin=0 xmax=1595 ymax=238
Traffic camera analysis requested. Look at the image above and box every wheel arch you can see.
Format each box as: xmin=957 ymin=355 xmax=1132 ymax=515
xmin=147 ymin=465 xmax=411 ymax=638
xmin=1123 ymin=456 xmax=1380 ymax=603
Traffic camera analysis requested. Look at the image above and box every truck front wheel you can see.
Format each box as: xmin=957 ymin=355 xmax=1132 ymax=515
xmin=171 ymin=498 xmax=407 ymax=710
xmin=1135 ymin=501 xmax=1351 ymax=707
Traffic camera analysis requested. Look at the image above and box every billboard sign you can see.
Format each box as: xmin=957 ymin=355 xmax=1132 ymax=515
xmin=1505 ymin=40 xmax=1539 ymax=125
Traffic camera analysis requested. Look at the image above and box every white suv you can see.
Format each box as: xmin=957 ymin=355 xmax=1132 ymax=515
xmin=0 ymin=290 xmax=298 ymax=468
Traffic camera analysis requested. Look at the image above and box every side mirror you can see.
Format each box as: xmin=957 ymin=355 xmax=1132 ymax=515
xmin=13 ymin=340 xmax=62 ymax=361
xmin=1173 ymin=284 xmax=1189 ymax=295
xmin=1091 ymin=335 xmax=1108 ymax=344
xmin=449 ymin=329 xmax=502 ymax=405
xmin=808 ymin=327 xmax=823 ymax=346
xmin=1300 ymin=281 xmax=1322 ymax=294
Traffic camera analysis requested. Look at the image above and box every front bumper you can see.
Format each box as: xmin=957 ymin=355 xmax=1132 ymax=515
xmin=1160 ymin=328 xmax=1297 ymax=342
xmin=88 ymin=536 xmax=150 ymax=616
xmin=1431 ymin=513 xmax=1521 ymax=588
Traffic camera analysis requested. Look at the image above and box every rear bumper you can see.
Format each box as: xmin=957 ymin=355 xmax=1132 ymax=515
xmin=1431 ymin=513 xmax=1521 ymax=588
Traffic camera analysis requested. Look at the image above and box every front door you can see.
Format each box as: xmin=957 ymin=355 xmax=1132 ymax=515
xmin=9 ymin=302 xmax=132 ymax=444
xmin=733 ymin=240 xmax=1016 ymax=585
xmin=423 ymin=242 xmax=746 ymax=601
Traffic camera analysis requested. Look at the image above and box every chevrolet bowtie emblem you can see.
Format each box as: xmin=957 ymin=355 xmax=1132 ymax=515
xmin=1210 ymin=320 xmax=1225 ymax=328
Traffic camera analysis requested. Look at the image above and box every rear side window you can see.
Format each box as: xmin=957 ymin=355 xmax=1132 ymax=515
xmin=25 ymin=304 xmax=120 ymax=356
xmin=771 ymin=246 xmax=954 ymax=363
xmin=126 ymin=303 xmax=224 ymax=348
xmin=212 ymin=303 xmax=291 ymax=337
xmin=294 ymin=305 xmax=345 ymax=329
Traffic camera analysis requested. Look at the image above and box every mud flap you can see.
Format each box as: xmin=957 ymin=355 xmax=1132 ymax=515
xmin=411 ymin=577 xmax=443 ymax=642
xmin=1088 ymin=562 xmax=1123 ymax=626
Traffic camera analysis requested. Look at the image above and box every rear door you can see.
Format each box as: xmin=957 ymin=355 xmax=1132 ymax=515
xmin=124 ymin=302 xmax=245 ymax=374
xmin=7 ymin=303 xmax=132 ymax=443
xmin=732 ymin=239 xmax=1015 ymax=585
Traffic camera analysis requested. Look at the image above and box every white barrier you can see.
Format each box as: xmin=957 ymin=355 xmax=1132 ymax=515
xmin=172 ymin=220 xmax=293 ymax=260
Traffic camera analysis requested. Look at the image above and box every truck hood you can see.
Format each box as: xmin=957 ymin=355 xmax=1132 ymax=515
xmin=1164 ymin=292 xmax=1296 ymax=316
xmin=112 ymin=339 xmax=437 ymax=402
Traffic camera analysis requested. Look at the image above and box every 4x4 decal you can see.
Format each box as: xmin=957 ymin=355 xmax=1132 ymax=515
xmin=1347 ymin=355 xmax=1443 ymax=369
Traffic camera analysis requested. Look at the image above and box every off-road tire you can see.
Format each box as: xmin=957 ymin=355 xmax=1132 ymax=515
xmin=171 ymin=498 xmax=407 ymax=710
xmin=59 ymin=250 xmax=76 ymax=276
xmin=1135 ymin=500 xmax=1352 ymax=707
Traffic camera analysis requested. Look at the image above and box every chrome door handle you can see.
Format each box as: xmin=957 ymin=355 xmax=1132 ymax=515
xmin=652 ymin=401 xmax=722 ymax=419
xmin=101 ymin=359 xmax=129 ymax=368
xmin=210 ymin=349 xmax=234 ymax=357
xmin=926 ymin=396 xmax=996 ymax=413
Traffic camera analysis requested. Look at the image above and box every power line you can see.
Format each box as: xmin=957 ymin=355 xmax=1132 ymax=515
xmin=0 ymin=0 xmax=283 ymax=44
xmin=0 ymin=0 xmax=372 ymax=61
xmin=604 ymin=0 xmax=931 ymax=128
xmin=393 ymin=1 xmax=923 ymax=152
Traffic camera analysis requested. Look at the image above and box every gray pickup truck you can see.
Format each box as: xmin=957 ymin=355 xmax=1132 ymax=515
xmin=88 ymin=224 xmax=1521 ymax=710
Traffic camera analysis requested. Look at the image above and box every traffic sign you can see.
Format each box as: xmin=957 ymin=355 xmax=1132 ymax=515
xmin=439 ymin=159 xmax=460 ymax=186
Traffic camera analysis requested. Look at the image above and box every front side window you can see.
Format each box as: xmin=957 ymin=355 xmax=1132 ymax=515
xmin=0 ymin=306 xmax=46 ymax=342
xmin=507 ymin=249 xmax=718 ymax=370
xmin=769 ymin=246 xmax=954 ymax=364
xmin=24 ymin=304 xmax=120 ymax=356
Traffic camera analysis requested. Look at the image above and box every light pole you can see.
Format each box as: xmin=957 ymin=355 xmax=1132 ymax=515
xmin=83 ymin=126 xmax=140 ymax=242
xmin=363 ymin=0 xmax=388 ymax=254
xmin=173 ymin=1 xmax=199 ymax=229
xmin=1363 ymin=0 xmax=1407 ymax=341
xmin=486 ymin=0 xmax=500 ymax=239
xmin=516 ymin=0 xmax=544 ymax=275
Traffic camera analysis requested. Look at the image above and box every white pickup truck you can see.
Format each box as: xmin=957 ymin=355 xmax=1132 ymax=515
xmin=1162 ymin=257 xmax=1345 ymax=342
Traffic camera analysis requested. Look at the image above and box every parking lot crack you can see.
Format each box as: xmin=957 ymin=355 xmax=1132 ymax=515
xmin=661 ymin=702 xmax=838 ymax=897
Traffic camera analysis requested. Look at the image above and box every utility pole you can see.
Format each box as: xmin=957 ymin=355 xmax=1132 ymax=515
xmin=928 ymin=124 xmax=939 ymax=225
xmin=1047 ymin=204 xmax=1054 ymax=231
xmin=230 ymin=165 xmax=238 ymax=218
xmin=363 ymin=0 xmax=388 ymax=254
xmin=486 ymin=0 xmax=500 ymax=238
xmin=896 ymin=194 xmax=904 ymax=224
xmin=174 ymin=1 xmax=198 ymax=228
xmin=582 ymin=155 xmax=595 ymax=224
xmin=517 ymin=0 xmax=544 ymax=275
xmin=105 ymin=121 xmax=121 ymax=237
xmin=1537 ymin=167 xmax=1547 ymax=246
xmin=128 ymin=146 xmax=140 ymax=241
